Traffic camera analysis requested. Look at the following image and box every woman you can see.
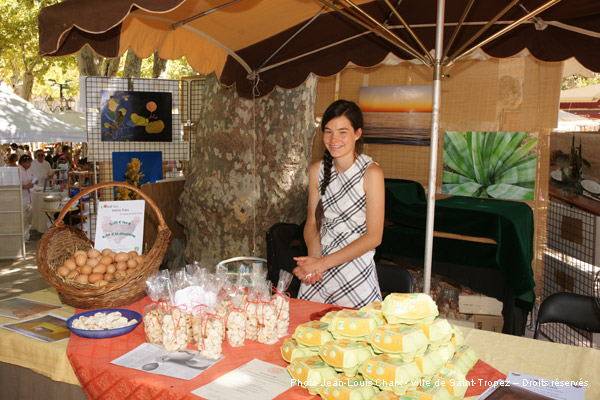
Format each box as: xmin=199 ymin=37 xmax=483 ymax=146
xmin=292 ymin=100 xmax=385 ymax=308
xmin=19 ymin=154 xmax=35 ymax=242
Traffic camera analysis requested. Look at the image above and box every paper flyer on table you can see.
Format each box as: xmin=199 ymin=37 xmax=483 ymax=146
xmin=1 ymin=313 xmax=69 ymax=342
xmin=191 ymin=358 xmax=291 ymax=400
xmin=94 ymin=200 xmax=145 ymax=253
xmin=0 ymin=297 xmax=61 ymax=319
xmin=111 ymin=343 xmax=221 ymax=380
xmin=477 ymin=371 xmax=586 ymax=400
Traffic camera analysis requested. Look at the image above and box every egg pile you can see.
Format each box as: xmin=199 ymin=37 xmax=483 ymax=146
xmin=55 ymin=248 xmax=145 ymax=287
xmin=283 ymin=293 xmax=479 ymax=400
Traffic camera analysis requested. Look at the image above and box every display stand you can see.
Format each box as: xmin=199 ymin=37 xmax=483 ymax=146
xmin=0 ymin=167 xmax=26 ymax=259
xmin=44 ymin=167 xmax=69 ymax=192
xmin=67 ymin=171 xmax=96 ymax=237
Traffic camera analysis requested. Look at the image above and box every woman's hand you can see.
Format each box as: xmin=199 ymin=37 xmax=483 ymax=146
xmin=293 ymin=256 xmax=324 ymax=285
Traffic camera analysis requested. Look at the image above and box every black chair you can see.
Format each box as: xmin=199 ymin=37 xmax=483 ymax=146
xmin=376 ymin=263 xmax=414 ymax=293
xmin=533 ymin=292 xmax=600 ymax=339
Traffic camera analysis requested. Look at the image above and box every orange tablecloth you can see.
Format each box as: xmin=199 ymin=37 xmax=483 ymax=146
xmin=66 ymin=298 xmax=503 ymax=399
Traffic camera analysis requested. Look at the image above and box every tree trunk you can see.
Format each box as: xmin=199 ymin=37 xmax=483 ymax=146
xmin=102 ymin=57 xmax=121 ymax=77
xmin=152 ymin=51 xmax=168 ymax=78
xmin=20 ymin=72 xmax=34 ymax=101
xmin=77 ymin=45 xmax=102 ymax=76
xmin=123 ymin=49 xmax=142 ymax=78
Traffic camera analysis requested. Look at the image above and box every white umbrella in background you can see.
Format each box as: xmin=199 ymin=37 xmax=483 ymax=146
xmin=0 ymin=85 xmax=86 ymax=143
xmin=52 ymin=110 xmax=86 ymax=131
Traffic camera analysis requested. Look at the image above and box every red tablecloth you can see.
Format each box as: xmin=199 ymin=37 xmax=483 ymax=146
xmin=66 ymin=298 xmax=504 ymax=399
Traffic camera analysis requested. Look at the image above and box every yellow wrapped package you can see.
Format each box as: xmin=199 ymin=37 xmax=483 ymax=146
xmin=443 ymin=354 xmax=470 ymax=376
xmin=329 ymin=310 xmax=385 ymax=340
xmin=318 ymin=373 xmax=380 ymax=400
xmin=294 ymin=320 xmax=334 ymax=347
xmin=406 ymin=383 xmax=452 ymax=400
xmin=432 ymin=368 xmax=469 ymax=399
xmin=281 ymin=337 xmax=319 ymax=363
xmin=450 ymin=324 xmax=464 ymax=347
xmin=369 ymin=324 xmax=428 ymax=360
xmin=381 ymin=293 xmax=439 ymax=325
xmin=361 ymin=354 xmax=421 ymax=395
xmin=436 ymin=343 xmax=456 ymax=365
xmin=412 ymin=348 xmax=445 ymax=380
xmin=320 ymin=311 xmax=340 ymax=324
xmin=359 ymin=301 xmax=385 ymax=321
xmin=413 ymin=318 xmax=453 ymax=350
xmin=320 ymin=339 xmax=375 ymax=376
xmin=287 ymin=355 xmax=338 ymax=395
xmin=453 ymin=345 xmax=478 ymax=370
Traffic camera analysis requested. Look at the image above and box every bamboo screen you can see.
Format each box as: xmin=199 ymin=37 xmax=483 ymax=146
xmin=312 ymin=56 xmax=564 ymax=296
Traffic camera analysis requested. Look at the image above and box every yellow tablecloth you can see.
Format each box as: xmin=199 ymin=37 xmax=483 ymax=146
xmin=0 ymin=288 xmax=79 ymax=385
xmin=462 ymin=327 xmax=600 ymax=399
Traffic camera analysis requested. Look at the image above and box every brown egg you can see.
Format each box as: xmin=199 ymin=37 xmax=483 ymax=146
xmin=92 ymin=264 xmax=107 ymax=274
xmin=57 ymin=266 xmax=70 ymax=277
xmin=80 ymin=265 xmax=93 ymax=275
xmin=108 ymin=251 xmax=117 ymax=259
xmin=134 ymin=256 xmax=145 ymax=265
xmin=64 ymin=259 xmax=77 ymax=271
xmin=75 ymin=274 xmax=89 ymax=284
xmin=106 ymin=264 xmax=116 ymax=274
xmin=103 ymin=273 xmax=114 ymax=281
xmin=114 ymin=252 xmax=129 ymax=262
xmin=126 ymin=268 xmax=136 ymax=275
xmin=126 ymin=258 xmax=138 ymax=269
xmin=87 ymin=248 xmax=101 ymax=259
xmin=114 ymin=270 xmax=127 ymax=279
xmin=87 ymin=258 xmax=99 ymax=268
xmin=101 ymin=248 xmax=111 ymax=256
xmin=100 ymin=255 xmax=113 ymax=265
xmin=75 ymin=254 xmax=88 ymax=267
xmin=128 ymin=250 xmax=138 ymax=257
xmin=74 ymin=250 xmax=87 ymax=258
xmin=88 ymin=273 xmax=103 ymax=284
xmin=116 ymin=261 xmax=128 ymax=271
xmin=67 ymin=269 xmax=80 ymax=278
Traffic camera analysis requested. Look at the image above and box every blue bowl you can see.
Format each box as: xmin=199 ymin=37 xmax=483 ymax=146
xmin=66 ymin=308 xmax=142 ymax=339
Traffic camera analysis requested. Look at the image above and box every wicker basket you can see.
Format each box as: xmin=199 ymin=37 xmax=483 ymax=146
xmin=37 ymin=181 xmax=172 ymax=309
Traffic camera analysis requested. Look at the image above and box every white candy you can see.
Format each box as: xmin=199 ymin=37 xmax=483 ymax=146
xmin=143 ymin=308 xmax=163 ymax=344
xmin=226 ymin=309 xmax=246 ymax=347
xmin=193 ymin=313 xmax=224 ymax=359
xmin=72 ymin=311 xmax=138 ymax=330
xmin=272 ymin=294 xmax=290 ymax=337
xmin=245 ymin=301 xmax=259 ymax=341
xmin=162 ymin=308 xmax=189 ymax=352
xmin=257 ymin=302 xmax=278 ymax=345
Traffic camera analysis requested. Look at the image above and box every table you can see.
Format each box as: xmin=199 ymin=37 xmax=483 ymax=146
xmin=0 ymin=288 xmax=86 ymax=399
xmin=40 ymin=206 xmax=79 ymax=228
xmin=2 ymin=290 xmax=599 ymax=399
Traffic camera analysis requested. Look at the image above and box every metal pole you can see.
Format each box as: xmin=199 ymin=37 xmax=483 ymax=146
xmin=423 ymin=0 xmax=445 ymax=294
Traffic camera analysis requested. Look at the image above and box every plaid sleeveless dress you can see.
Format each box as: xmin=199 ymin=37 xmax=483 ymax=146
xmin=298 ymin=154 xmax=382 ymax=308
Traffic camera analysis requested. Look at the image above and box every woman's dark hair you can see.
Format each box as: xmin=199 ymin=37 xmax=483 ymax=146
xmin=315 ymin=100 xmax=364 ymax=232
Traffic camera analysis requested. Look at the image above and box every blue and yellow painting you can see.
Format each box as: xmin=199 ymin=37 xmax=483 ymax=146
xmin=101 ymin=91 xmax=172 ymax=142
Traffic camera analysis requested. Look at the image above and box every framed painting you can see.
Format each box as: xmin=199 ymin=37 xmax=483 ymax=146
xmin=442 ymin=131 xmax=537 ymax=201
xmin=359 ymin=85 xmax=432 ymax=146
xmin=112 ymin=151 xmax=163 ymax=200
xmin=101 ymin=91 xmax=172 ymax=142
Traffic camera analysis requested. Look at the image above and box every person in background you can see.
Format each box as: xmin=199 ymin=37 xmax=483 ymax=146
xmin=23 ymin=144 xmax=32 ymax=157
xmin=292 ymin=99 xmax=385 ymax=309
xmin=30 ymin=149 xmax=53 ymax=187
xmin=19 ymin=154 xmax=34 ymax=242
xmin=7 ymin=153 xmax=18 ymax=166
xmin=10 ymin=143 xmax=24 ymax=159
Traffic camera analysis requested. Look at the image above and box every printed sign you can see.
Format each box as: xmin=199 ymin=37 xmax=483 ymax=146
xmin=94 ymin=200 xmax=145 ymax=253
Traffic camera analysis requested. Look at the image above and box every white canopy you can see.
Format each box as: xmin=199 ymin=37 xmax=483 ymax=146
xmin=0 ymin=85 xmax=86 ymax=143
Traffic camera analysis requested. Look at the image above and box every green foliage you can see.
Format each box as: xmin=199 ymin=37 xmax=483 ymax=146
xmin=442 ymin=131 xmax=538 ymax=201
xmin=562 ymin=74 xmax=600 ymax=90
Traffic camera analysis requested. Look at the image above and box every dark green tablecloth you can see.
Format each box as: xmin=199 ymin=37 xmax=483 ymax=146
xmin=379 ymin=179 xmax=535 ymax=311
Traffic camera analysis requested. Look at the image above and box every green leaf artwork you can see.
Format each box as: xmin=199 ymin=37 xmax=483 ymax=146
xmin=442 ymin=131 xmax=537 ymax=201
